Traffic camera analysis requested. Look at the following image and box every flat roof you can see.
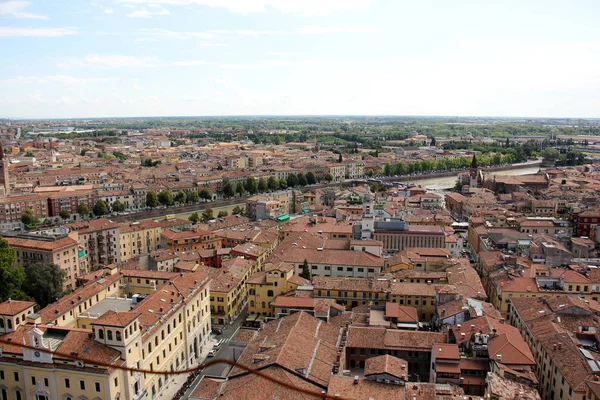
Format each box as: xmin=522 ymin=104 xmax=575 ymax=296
xmin=81 ymin=297 xmax=134 ymax=318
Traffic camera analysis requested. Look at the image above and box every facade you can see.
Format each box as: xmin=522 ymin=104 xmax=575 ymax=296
xmin=118 ymin=218 xmax=189 ymax=262
xmin=47 ymin=190 xmax=97 ymax=218
xmin=4 ymin=233 xmax=86 ymax=291
xmin=161 ymin=228 xmax=222 ymax=253
xmin=65 ymin=218 xmax=121 ymax=269
xmin=0 ymin=194 xmax=48 ymax=226
xmin=372 ymin=221 xmax=446 ymax=253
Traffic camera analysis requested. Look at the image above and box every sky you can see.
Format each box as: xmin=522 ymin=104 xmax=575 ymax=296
xmin=1 ymin=0 xmax=600 ymax=119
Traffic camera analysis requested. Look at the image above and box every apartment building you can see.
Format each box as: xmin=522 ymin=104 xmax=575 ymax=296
xmin=247 ymin=261 xmax=309 ymax=317
xmin=4 ymin=233 xmax=86 ymax=291
xmin=46 ymin=189 xmax=97 ymax=217
xmin=0 ymin=194 xmax=48 ymax=226
xmin=66 ymin=218 xmax=121 ymax=269
xmin=0 ymin=269 xmax=212 ymax=400
xmin=509 ymin=296 xmax=600 ymax=400
xmin=161 ymin=228 xmax=222 ymax=253
xmin=118 ymin=217 xmax=189 ymax=262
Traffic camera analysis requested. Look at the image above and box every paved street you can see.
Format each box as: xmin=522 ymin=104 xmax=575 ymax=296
xmin=182 ymin=309 xmax=248 ymax=399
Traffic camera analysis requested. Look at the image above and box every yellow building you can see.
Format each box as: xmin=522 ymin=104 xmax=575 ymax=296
xmin=118 ymin=217 xmax=189 ymax=262
xmin=161 ymin=228 xmax=221 ymax=253
xmin=312 ymin=276 xmax=438 ymax=321
xmin=247 ymin=262 xmax=309 ymax=317
xmin=0 ymin=269 xmax=212 ymax=400
xmin=200 ymin=257 xmax=255 ymax=325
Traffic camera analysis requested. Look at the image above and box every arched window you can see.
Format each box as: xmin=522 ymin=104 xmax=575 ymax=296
xmin=98 ymin=330 xmax=104 ymax=339
xmin=107 ymin=330 xmax=113 ymax=340
xmin=15 ymin=317 xmax=19 ymax=325
xmin=267 ymin=290 xmax=274 ymax=297
xmin=6 ymin=320 xmax=12 ymax=330
xmin=116 ymin=331 xmax=122 ymax=341
xmin=250 ymin=301 xmax=255 ymax=307
xmin=273 ymin=272 xmax=278 ymax=277
xmin=0 ymin=319 xmax=4 ymax=328
xmin=249 ymin=289 xmax=255 ymax=295
xmin=261 ymin=302 xmax=266 ymax=309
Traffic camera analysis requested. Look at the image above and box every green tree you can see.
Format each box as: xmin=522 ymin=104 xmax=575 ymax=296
xmin=112 ymin=151 xmax=127 ymax=160
xmin=278 ymin=178 xmax=287 ymax=189
xmin=286 ymin=174 xmax=298 ymax=188
xmin=267 ymin=176 xmax=279 ymax=191
xmin=93 ymin=200 xmax=110 ymax=216
xmin=297 ymin=173 xmax=308 ymax=187
xmin=323 ymin=173 xmax=333 ymax=183
xmin=235 ymin=182 xmax=245 ymax=197
xmin=146 ymin=191 xmax=159 ymax=208
xmin=222 ymin=181 xmax=235 ymax=198
xmin=257 ymin=177 xmax=267 ymax=193
xmin=245 ymin=176 xmax=258 ymax=194
xmin=0 ymin=237 xmax=26 ymax=301
xmin=77 ymin=203 xmax=90 ymax=216
xmin=188 ymin=212 xmax=200 ymax=224
xmin=299 ymin=259 xmax=311 ymax=280
xmin=111 ymin=200 xmax=126 ymax=212
xmin=158 ymin=190 xmax=174 ymax=206
xmin=541 ymin=147 xmax=560 ymax=162
xmin=59 ymin=209 xmax=71 ymax=220
xmin=187 ymin=190 xmax=200 ymax=203
xmin=174 ymin=190 xmax=187 ymax=204
xmin=338 ymin=153 xmax=343 ymax=163
xmin=305 ymin=171 xmax=317 ymax=185
xmin=232 ymin=205 xmax=245 ymax=216
xmin=23 ymin=263 xmax=65 ymax=308
xmin=430 ymin=137 xmax=437 ymax=146
xmin=199 ymin=188 xmax=213 ymax=201
xmin=21 ymin=209 xmax=38 ymax=226
xmin=201 ymin=208 xmax=214 ymax=222
xmin=217 ymin=210 xmax=228 ymax=218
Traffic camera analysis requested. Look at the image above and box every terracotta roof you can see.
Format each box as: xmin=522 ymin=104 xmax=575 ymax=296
xmin=327 ymin=376 xmax=406 ymax=400
xmin=364 ymin=354 xmax=408 ymax=380
xmin=91 ymin=310 xmax=141 ymax=328
xmin=432 ymin=343 xmax=460 ymax=360
xmin=384 ymin=302 xmax=417 ymax=323
xmin=5 ymin=235 xmax=78 ymax=252
xmin=0 ymin=299 xmax=35 ymax=316
xmin=346 ymin=326 xmax=444 ymax=351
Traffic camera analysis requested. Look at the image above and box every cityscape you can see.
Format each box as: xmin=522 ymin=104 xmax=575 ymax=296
xmin=2 ymin=1 xmax=600 ymax=400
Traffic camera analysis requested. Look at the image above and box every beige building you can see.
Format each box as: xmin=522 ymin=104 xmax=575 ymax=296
xmin=0 ymin=269 xmax=211 ymax=400
xmin=66 ymin=218 xmax=121 ymax=269
xmin=5 ymin=233 xmax=87 ymax=291
xmin=118 ymin=217 xmax=189 ymax=262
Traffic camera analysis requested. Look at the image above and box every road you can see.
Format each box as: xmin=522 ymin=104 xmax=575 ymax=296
xmin=182 ymin=309 xmax=248 ymax=399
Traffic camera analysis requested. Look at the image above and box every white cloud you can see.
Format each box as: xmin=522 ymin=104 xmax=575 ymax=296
xmin=183 ymin=95 xmax=197 ymax=102
xmin=0 ymin=75 xmax=106 ymax=86
xmin=0 ymin=1 xmax=48 ymax=19
xmin=127 ymin=5 xmax=170 ymax=18
xmin=198 ymin=41 xmax=227 ymax=47
xmin=0 ymin=26 xmax=77 ymax=37
xmin=267 ymin=51 xmax=299 ymax=57
xmin=58 ymin=54 xmax=208 ymax=69
xmin=134 ymin=28 xmax=217 ymax=41
xmin=114 ymin=0 xmax=372 ymax=16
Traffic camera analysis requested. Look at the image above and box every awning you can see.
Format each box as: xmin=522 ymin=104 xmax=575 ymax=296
xmin=276 ymin=215 xmax=290 ymax=222
xmin=78 ymin=250 xmax=85 ymax=258
xmin=303 ymin=209 xmax=311 ymax=213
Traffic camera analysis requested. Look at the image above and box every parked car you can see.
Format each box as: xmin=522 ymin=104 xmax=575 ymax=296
xmin=207 ymin=350 xmax=216 ymax=357
xmin=212 ymin=327 xmax=223 ymax=335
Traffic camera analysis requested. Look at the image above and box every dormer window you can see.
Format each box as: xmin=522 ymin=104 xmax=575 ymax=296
xmin=98 ymin=330 xmax=104 ymax=340
xmin=107 ymin=330 xmax=113 ymax=341
xmin=116 ymin=331 xmax=122 ymax=341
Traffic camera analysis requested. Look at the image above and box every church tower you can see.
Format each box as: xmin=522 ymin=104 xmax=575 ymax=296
xmin=361 ymin=188 xmax=375 ymax=239
xmin=469 ymin=154 xmax=479 ymax=188
xmin=0 ymin=142 xmax=10 ymax=197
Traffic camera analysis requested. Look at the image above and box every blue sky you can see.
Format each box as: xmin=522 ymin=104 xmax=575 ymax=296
xmin=1 ymin=0 xmax=599 ymax=118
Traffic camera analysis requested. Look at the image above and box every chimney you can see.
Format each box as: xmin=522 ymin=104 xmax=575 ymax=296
xmin=457 ymin=324 xmax=461 ymax=331
xmin=558 ymin=343 xmax=562 ymax=350
xmin=353 ymin=376 xmax=359 ymax=385
xmin=553 ymin=344 xmax=557 ymax=351
xmin=471 ymin=324 xmax=475 ymax=331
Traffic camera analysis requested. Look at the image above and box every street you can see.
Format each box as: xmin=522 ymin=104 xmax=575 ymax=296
xmin=182 ymin=309 xmax=248 ymax=399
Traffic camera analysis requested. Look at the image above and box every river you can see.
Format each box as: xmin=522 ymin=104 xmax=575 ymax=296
xmin=399 ymin=165 xmax=542 ymax=191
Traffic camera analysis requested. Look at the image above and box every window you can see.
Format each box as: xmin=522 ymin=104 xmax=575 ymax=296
xmin=98 ymin=330 xmax=104 ymax=339
xmin=80 ymin=380 xmax=86 ymax=390
xmin=0 ymin=370 xmax=3 ymax=380
xmin=31 ymin=376 xmax=36 ymax=385
xmin=44 ymin=378 xmax=49 ymax=387
xmin=95 ymin=382 xmax=101 ymax=392
xmin=65 ymin=378 xmax=70 ymax=388
xmin=15 ymin=390 xmax=21 ymax=400
xmin=14 ymin=372 xmax=19 ymax=382
xmin=116 ymin=331 xmax=122 ymax=341
xmin=267 ymin=290 xmax=274 ymax=297
xmin=107 ymin=330 xmax=113 ymax=340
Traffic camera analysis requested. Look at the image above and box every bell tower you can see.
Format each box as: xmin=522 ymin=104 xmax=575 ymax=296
xmin=0 ymin=142 xmax=10 ymax=197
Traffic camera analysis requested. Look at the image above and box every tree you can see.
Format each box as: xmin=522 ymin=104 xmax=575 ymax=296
xmin=217 ymin=210 xmax=228 ymax=218
xmin=232 ymin=205 xmax=245 ymax=215
xmin=188 ymin=212 xmax=200 ymax=224
xmin=505 ymin=137 xmax=510 ymax=147
xmin=297 ymin=173 xmax=308 ymax=187
xmin=23 ymin=263 xmax=65 ymax=308
xmin=267 ymin=176 xmax=278 ymax=192
xmin=299 ymin=259 xmax=311 ymax=280
xmin=158 ymin=190 xmax=174 ymax=206
xmin=77 ymin=203 xmax=90 ymax=216
xmin=245 ymin=176 xmax=258 ymax=194
xmin=286 ymin=173 xmax=298 ymax=188
xmin=541 ymin=147 xmax=560 ymax=162
xmin=111 ymin=200 xmax=126 ymax=213
xmin=430 ymin=136 xmax=437 ymax=146
xmin=93 ymin=200 xmax=110 ymax=216
xmin=257 ymin=177 xmax=267 ymax=193
xmin=235 ymin=182 xmax=245 ymax=197
xmin=323 ymin=173 xmax=333 ymax=183
xmin=187 ymin=190 xmax=200 ymax=203
xmin=59 ymin=209 xmax=71 ymax=220
xmin=174 ymin=190 xmax=187 ymax=204
xmin=199 ymin=188 xmax=213 ymax=201
xmin=201 ymin=208 xmax=214 ymax=222
xmin=223 ymin=181 xmax=235 ymax=198
xmin=338 ymin=153 xmax=343 ymax=163
xmin=112 ymin=151 xmax=127 ymax=161
xmin=146 ymin=191 xmax=159 ymax=208
xmin=0 ymin=237 xmax=25 ymax=302
xmin=21 ymin=209 xmax=38 ymax=226
xmin=278 ymin=178 xmax=287 ymax=190
xmin=305 ymin=171 xmax=316 ymax=185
